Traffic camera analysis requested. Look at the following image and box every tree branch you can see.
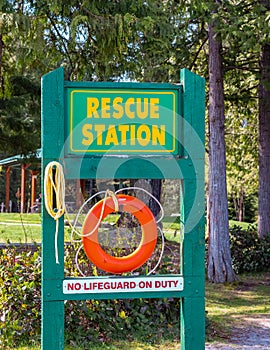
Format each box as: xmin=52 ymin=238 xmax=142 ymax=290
xmin=188 ymin=32 xmax=208 ymax=71
xmin=46 ymin=13 xmax=75 ymax=72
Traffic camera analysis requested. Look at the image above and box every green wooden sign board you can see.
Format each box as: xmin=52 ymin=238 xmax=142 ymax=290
xmin=67 ymin=88 xmax=178 ymax=154
xmin=41 ymin=67 xmax=205 ymax=349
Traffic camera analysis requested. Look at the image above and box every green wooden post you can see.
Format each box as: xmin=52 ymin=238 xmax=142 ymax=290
xmin=41 ymin=67 xmax=65 ymax=350
xmin=41 ymin=67 xmax=205 ymax=350
xmin=180 ymin=69 xmax=205 ymax=350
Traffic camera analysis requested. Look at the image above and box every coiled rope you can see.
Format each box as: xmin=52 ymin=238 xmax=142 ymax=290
xmin=44 ymin=161 xmax=165 ymax=273
xmin=44 ymin=161 xmax=66 ymax=264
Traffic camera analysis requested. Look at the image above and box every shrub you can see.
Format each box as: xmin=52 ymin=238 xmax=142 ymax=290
xmin=65 ymin=297 xmax=180 ymax=347
xmin=0 ymin=246 xmax=41 ymax=348
xmin=0 ymin=244 xmax=180 ymax=348
xmin=230 ymin=226 xmax=270 ymax=274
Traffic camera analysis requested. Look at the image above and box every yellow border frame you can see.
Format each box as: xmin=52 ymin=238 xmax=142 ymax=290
xmin=69 ymin=90 xmax=177 ymax=154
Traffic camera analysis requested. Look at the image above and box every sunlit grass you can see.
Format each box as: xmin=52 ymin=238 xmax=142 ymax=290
xmin=229 ymin=220 xmax=254 ymax=230
xmin=0 ymin=213 xmax=181 ymax=244
xmin=206 ymin=273 xmax=270 ymax=340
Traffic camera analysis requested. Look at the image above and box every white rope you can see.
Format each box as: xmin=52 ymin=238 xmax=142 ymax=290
xmin=147 ymin=226 xmax=165 ymax=276
xmin=72 ymin=186 xmax=166 ymax=276
xmin=70 ymin=189 xmax=119 ymax=242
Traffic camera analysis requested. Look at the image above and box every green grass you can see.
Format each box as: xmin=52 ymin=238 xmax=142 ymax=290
xmin=0 ymin=213 xmax=256 ymax=244
xmin=229 ymin=220 xmax=255 ymax=230
xmin=0 ymin=213 xmax=41 ymax=223
xmin=206 ymin=272 xmax=270 ymax=341
xmin=0 ymin=213 xmax=41 ymax=243
xmin=0 ymin=213 xmax=182 ymax=244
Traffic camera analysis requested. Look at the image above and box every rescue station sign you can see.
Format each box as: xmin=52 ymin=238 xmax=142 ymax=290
xmin=67 ymin=89 xmax=179 ymax=155
xmin=63 ymin=276 xmax=184 ymax=295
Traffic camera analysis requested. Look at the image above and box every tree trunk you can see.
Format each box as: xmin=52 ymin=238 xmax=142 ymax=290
xmin=207 ymin=20 xmax=236 ymax=283
xmin=130 ymin=179 xmax=162 ymax=218
xmin=258 ymin=43 xmax=270 ymax=238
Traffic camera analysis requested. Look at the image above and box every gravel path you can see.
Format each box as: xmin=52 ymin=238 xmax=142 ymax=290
xmin=206 ymin=314 xmax=270 ymax=350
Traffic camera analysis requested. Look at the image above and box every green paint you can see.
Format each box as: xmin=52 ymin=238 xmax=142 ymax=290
xmin=67 ymin=88 xmax=179 ymax=155
xmin=41 ymin=67 xmax=205 ymax=350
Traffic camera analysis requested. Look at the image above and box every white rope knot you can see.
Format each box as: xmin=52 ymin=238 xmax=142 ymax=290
xmin=107 ymin=189 xmax=119 ymax=212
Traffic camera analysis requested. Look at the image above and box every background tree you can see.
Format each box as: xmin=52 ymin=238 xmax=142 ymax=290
xmin=258 ymin=1 xmax=270 ymax=238
xmin=0 ymin=2 xmax=43 ymax=156
xmin=3 ymin=0 xmax=269 ymax=282
xmin=212 ymin=0 xmax=270 ymax=236
xmin=207 ymin=3 xmax=235 ymax=283
xmin=225 ymin=71 xmax=258 ymax=222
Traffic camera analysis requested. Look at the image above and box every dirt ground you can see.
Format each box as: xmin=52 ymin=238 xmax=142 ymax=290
xmin=206 ymin=314 xmax=270 ymax=350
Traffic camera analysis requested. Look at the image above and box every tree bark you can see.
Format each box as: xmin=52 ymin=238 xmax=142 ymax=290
xmin=258 ymin=43 xmax=270 ymax=238
xmin=207 ymin=20 xmax=236 ymax=283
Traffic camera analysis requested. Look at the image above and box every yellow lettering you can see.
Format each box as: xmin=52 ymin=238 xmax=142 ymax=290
xmin=87 ymin=98 xmax=99 ymax=118
xmin=82 ymin=124 xmax=93 ymax=145
xmin=94 ymin=124 xmax=105 ymax=145
xmin=130 ymin=125 xmax=136 ymax=145
xmin=152 ymin=125 xmax=165 ymax=145
xmin=137 ymin=125 xmax=151 ymax=146
xmin=136 ymin=98 xmax=148 ymax=119
xmin=118 ymin=125 xmax=129 ymax=145
xmin=150 ymin=98 xmax=159 ymax=118
xmin=105 ymin=125 xmax=118 ymax=145
xmin=126 ymin=98 xmax=135 ymax=119
xmin=113 ymin=97 xmax=124 ymax=119
xmin=101 ymin=98 xmax=111 ymax=118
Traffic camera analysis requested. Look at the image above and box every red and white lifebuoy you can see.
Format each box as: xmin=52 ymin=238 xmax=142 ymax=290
xmin=82 ymin=194 xmax=157 ymax=274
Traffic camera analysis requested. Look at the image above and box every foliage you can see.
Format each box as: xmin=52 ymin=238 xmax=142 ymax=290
xmin=0 ymin=235 xmax=269 ymax=347
xmin=0 ymin=244 xmax=180 ymax=348
xmin=0 ymin=247 xmax=41 ymax=348
xmin=230 ymin=226 xmax=270 ymax=274
xmin=65 ymin=297 xmax=179 ymax=347
xmin=228 ymin=192 xmax=257 ymax=223
xmin=0 ymin=2 xmax=46 ymax=155
xmin=0 ymin=75 xmax=41 ymax=155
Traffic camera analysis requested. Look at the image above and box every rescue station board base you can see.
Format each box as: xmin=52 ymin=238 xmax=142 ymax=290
xmin=63 ymin=276 xmax=184 ymax=295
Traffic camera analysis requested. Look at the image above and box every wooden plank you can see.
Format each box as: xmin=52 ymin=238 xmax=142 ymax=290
xmin=42 ymin=301 xmax=65 ymax=349
xmin=42 ymin=275 xmax=204 ymax=301
xmin=63 ymin=157 xmax=203 ymax=180
xmin=180 ymin=70 xmax=205 ymax=350
xmin=181 ymin=296 xmax=205 ymax=350
xmin=5 ymin=166 xmax=11 ymax=212
xmin=41 ymin=67 xmax=65 ymax=350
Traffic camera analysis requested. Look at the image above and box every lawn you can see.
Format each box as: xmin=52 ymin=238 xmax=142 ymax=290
xmin=206 ymin=272 xmax=270 ymax=341
xmin=0 ymin=213 xmax=182 ymax=244
xmin=0 ymin=212 xmax=254 ymax=244
xmin=0 ymin=213 xmax=41 ymax=243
